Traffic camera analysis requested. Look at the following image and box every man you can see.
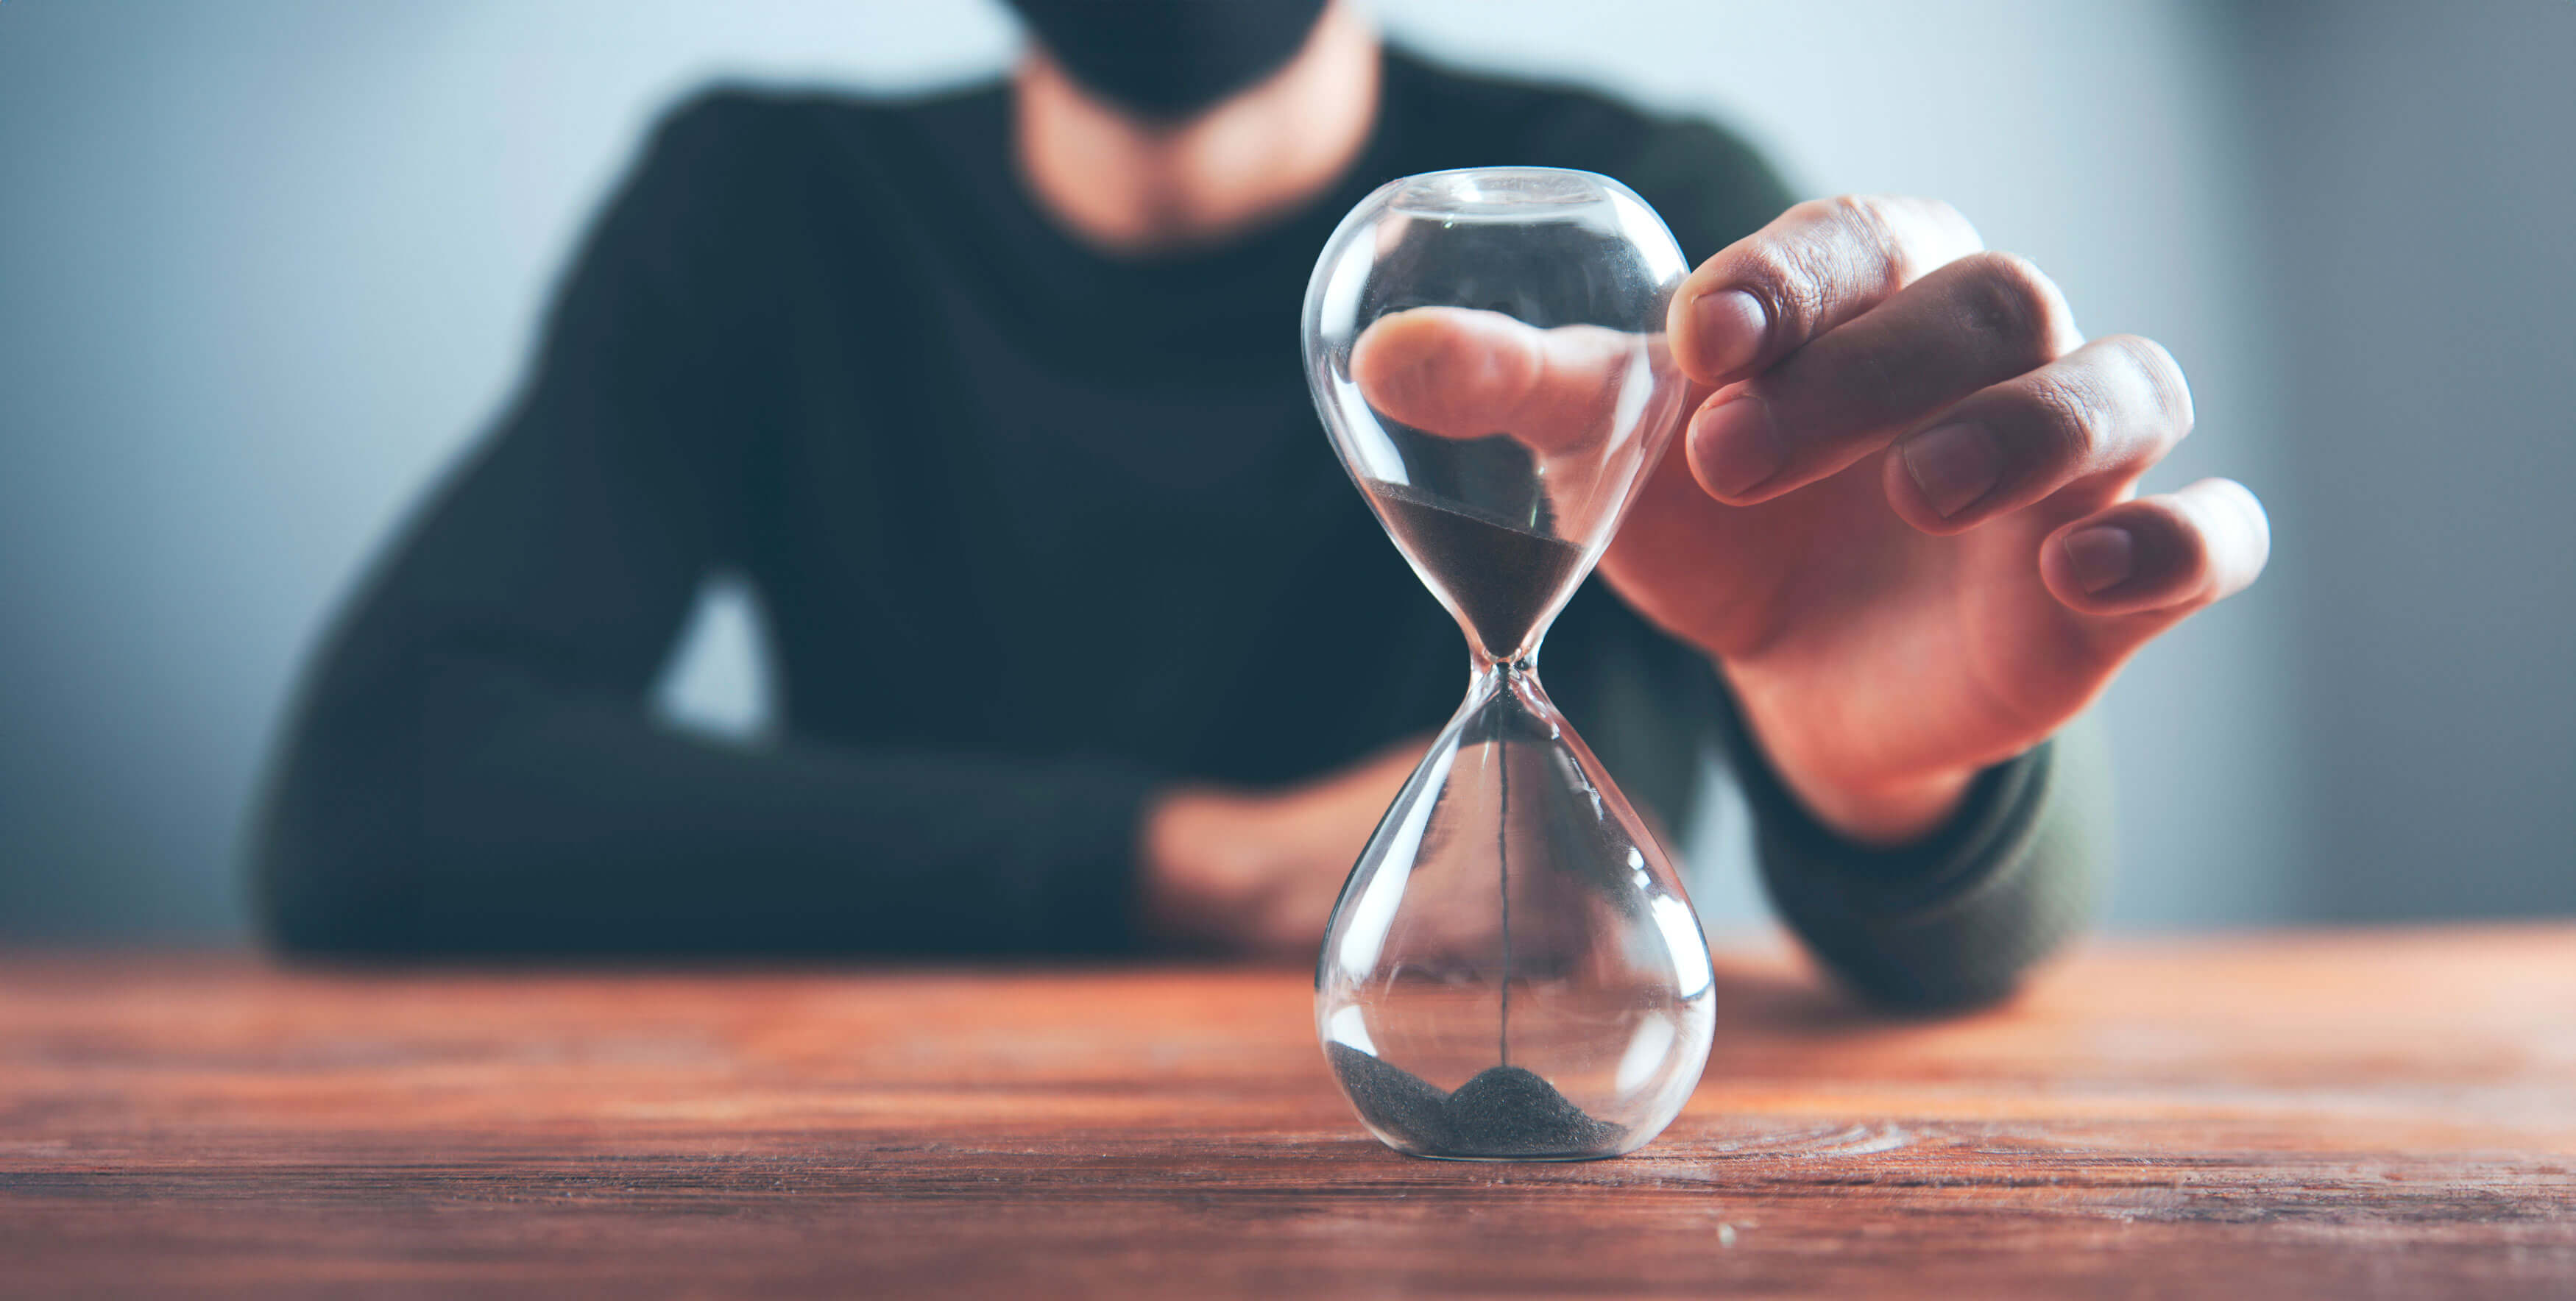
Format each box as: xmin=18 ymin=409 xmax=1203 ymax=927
xmin=255 ymin=0 xmax=2267 ymax=1009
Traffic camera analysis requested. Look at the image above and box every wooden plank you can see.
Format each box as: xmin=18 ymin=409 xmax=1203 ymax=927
xmin=1 ymin=926 xmax=2570 ymax=1298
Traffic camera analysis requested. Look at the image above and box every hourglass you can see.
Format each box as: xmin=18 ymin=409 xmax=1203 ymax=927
xmin=1301 ymin=168 xmax=1713 ymax=1160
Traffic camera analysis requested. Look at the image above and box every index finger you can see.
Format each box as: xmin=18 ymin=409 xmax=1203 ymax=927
xmin=1666 ymin=194 xmax=1985 ymax=386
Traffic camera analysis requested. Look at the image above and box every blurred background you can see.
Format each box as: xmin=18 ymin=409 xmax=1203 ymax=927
xmin=1 ymin=0 xmax=2568 ymax=943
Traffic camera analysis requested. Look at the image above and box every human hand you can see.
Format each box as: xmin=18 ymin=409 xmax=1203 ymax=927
xmin=1352 ymin=196 xmax=2269 ymax=846
xmin=1138 ymin=737 xmax=1429 ymax=957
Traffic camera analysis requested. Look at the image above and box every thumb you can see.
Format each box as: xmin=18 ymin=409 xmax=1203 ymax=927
xmin=1351 ymin=308 xmax=1643 ymax=452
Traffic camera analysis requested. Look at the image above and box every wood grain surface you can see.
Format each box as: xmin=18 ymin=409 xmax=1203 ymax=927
xmin=1 ymin=926 xmax=2571 ymax=1298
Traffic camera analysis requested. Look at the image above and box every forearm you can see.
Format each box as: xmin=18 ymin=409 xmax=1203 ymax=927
xmin=1716 ymin=680 xmax=2109 ymax=1010
xmin=255 ymin=653 xmax=1159 ymax=958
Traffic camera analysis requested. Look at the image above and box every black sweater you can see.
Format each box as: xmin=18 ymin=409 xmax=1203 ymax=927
xmin=253 ymin=51 xmax=2098 ymax=1005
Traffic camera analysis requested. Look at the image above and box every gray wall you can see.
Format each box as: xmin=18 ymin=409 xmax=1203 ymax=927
xmin=2231 ymin=0 xmax=2576 ymax=920
xmin=0 ymin=0 xmax=2563 ymax=942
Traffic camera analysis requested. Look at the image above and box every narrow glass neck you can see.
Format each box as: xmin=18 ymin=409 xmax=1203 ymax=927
xmin=1469 ymin=644 xmax=1542 ymax=690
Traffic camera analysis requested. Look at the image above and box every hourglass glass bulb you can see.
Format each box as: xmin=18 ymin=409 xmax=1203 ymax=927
xmin=1302 ymin=168 xmax=1712 ymax=1160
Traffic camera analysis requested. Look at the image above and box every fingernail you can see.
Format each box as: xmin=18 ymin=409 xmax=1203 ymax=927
xmin=1692 ymin=394 xmax=1786 ymax=499
xmin=2063 ymin=525 xmax=2135 ymax=593
xmin=1901 ymin=422 xmax=2006 ymax=519
xmin=1691 ymin=289 xmax=1768 ymax=376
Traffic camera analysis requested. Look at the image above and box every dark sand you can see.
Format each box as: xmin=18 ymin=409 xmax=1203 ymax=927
xmin=1366 ymin=480 xmax=1583 ymax=656
xmin=1328 ymin=1042 xmax=1623 ymax=1159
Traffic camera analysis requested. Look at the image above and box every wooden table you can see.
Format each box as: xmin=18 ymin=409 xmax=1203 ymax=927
xmin=1 ymin=927 xmax=2570 ymax=1298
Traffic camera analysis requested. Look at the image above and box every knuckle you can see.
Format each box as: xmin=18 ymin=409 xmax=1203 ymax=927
xmin=2025 ymin=377 xmax=2114 ymax=468
xmin=1825 ymin=194 xmax=1912 ymax=287
xmin=1736 ymin=258 xmax=1830 ymax=344
xmin=2103 ymin=333 xmax=2196 ymax=439
xmin=1708 ymin=202 xmax=1832 ymax=337
xmin=1950 ymin=251 xmax=2070 ymax=364
xmin=1981 ymin=369 xmax=2115 ymax=483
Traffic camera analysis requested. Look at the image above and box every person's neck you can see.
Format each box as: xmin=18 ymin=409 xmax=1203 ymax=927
xmin=1013 ymin=1 xmax=1381 ymax=258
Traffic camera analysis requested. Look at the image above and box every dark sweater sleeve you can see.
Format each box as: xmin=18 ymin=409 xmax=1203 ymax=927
xmin=250 ymin=97 xmax=1155 ymax=958
xmin=1603 ymin=108 xmax=2106 ymax=1009
xmin=1721 ymin=687 xmax=2109 ymax=1010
